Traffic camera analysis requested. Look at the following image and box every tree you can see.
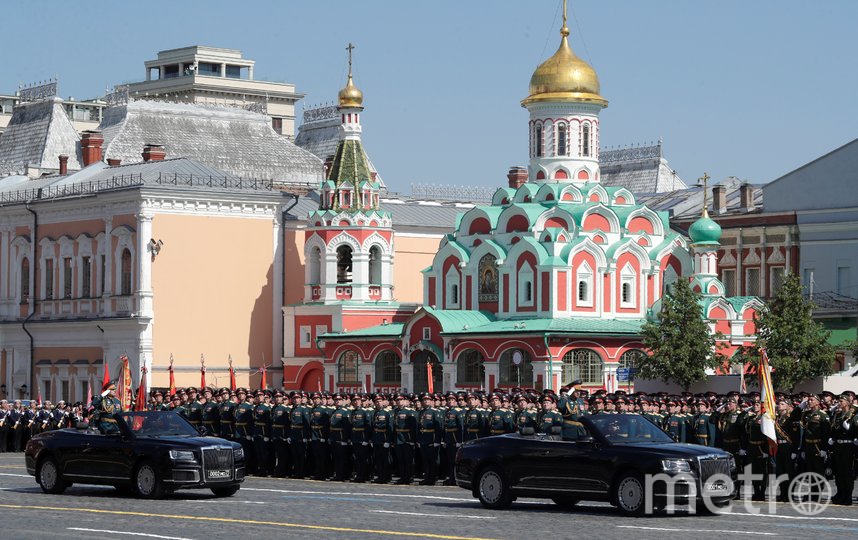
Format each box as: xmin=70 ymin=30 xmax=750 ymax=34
xmin=640 ymin=278 xmax=724 ymax=391
xmin=740 ymin=273 xmax=834 ymax=391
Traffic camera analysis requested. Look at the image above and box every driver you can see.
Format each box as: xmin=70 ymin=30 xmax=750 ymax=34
xmin=90 ymin=380 xmax=123 ymax=434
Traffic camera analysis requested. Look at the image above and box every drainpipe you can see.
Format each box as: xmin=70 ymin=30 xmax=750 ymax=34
xmin=280 ymin=193 xmax=300 ymax=360
xmin=23 ymin=202 xmax=38 ymax=399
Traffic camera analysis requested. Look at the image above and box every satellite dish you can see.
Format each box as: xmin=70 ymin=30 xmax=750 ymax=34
xmin=512 ymin=351 xmax=523 ymax=366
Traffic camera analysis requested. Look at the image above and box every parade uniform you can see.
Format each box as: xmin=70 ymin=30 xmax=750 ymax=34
xmin=186 ymin=399 xmax=204 ymax=429
xmin=233 ymin=399 xmax=256 ymax=474
xmin=744 ymin=411 xmax=770 ymax=500
xmin=252 ymin=400 xmax=272 ymax=476
xmin=488 ymin=407 xmax=515 ymax=436
xmin=394 ymin=405 xmax=417 ymax=484
xmin=418 ymin=403 xmax=443 ymax=484
xmin=801 ymin=408 xmax=830 ymax=479
xmin=691 ymin=411 xmax=716 ymax=447
xmin=350 ymin=405 xmax=373 ymax=482
xmin=218 ymin=399 xmax=236 ymax=440
xmin=310 ymin=404 xmax=331 ymax=480
xmin=329 ymin=404 xmax=353 ymax=481
xmin=372 ymin=406 xmax=394 ymax=483
xmin=830 ymin=405 xmax=856 ymax=505
xmin=0 ymin=408 xmax=9 ymax=451
xmin=443 ymin=405 xmax=464 ymax=485
xmin=90 ymin=393 xmax=123 ymax=434
xmin=515 ymin=408 xmax=537 ymax=432
xmin=202 ymin=400 xmax=220 ymax=435
xmin=271 ymin=401 xmax=291 ymax=477
xmin=664 ymin=412 xmax=687 ymax=443
xmin=289 ymin=402 xmax=311 ymax=478
xmin=538 ymin=409 xmax=563 ymax=434
xmin=774 ymin=410 xmax=797 ymax=501
xmin=557 ymin=395 xmax=587 ymax=440
xmin=711 ymin=408 xmax=746 ymax=467
xmin=463 ymin=407 xmax=485 ymax=442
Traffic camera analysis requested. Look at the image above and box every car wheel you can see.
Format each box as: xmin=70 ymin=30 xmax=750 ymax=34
xmin=614 ymin=471 xmax=646 ymax=516
xmin=37 ymin=457 xmax=66 ymax=494
xmin=551 ymin=496 xmax=580 ymax=509
xmin=134 ymin=460 xmax=165 ymax=499
xmin=476 ymin=465 xmax=512 ymax=510
xmin=211 ymin=485 xmax=240 ymax=498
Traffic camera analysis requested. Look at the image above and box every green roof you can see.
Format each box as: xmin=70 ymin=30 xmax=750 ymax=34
xmin=422 ymin=307 xmax=496 ymax=332
xmin=438 ymin=316 xmax=646 ymax=336
xmin=821 ymin=318 xmax=856 ymax=348
xmin=327 ymin=139 xmax=372 ymax=187
xmin=321 ymin=323 xmax=404 ymax=339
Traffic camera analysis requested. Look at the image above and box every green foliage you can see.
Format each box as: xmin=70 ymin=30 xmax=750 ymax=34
xmin=737 ymin=273 xmax=835 ymax=391
xmin=640 ymin=278 xmax=723 ymax=391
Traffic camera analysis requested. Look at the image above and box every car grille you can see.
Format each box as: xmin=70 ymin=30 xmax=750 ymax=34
xmin=203 ymin=447 xmax=234 ymax=473
xmin=698 ymin=456 xmax=731 ymax=481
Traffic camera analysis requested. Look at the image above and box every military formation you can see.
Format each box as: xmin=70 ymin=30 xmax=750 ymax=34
xmin=1 ymin=383 xmax=856 ymax=505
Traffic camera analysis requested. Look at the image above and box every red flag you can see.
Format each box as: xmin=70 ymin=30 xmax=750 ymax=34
xmin=260 ymin=365 xmax=267 ymax=390
xmin=135 ymin=366 xmax=148 ymax=412
xmin=228 ymin=355 xmax=236 ymax=391
xmin=200 ymin=355 xmax=207 ymax=390
xmin=168 ymin=354 xmax=176 ymax=397
xmin=37 ymin=387 xmax=42 ymax=406
xmin=427 ymin=361 xmax=434 ymax=394
xmin=102 ymin=359 xmax=111 ymax=390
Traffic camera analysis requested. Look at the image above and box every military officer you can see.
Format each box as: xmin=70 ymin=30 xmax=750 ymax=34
xmin=744 ymin=399 xmax=770 ymax=501
xmin=538 ymin=393 xmax=563 ymax=434
xmin=218 ymin=389 xmax=237 ymax=440
xmin=801 ymin=394 xmax=830 ymax=484
xmin=417 ymin=393 xmax=442 ymax=485
xmin=309 ymin=392 xmax=331 ymax=480
xmin=372 ymin=394 xmax=394 ymax=483
xmin=557 ymin=381 xmax=587 ymax=440
xmin=394 ymin=393 xmax=417 ymax=484
xmin=329 ymin=394 xmax=353 ymax=481
xmin=350 ymin=394 xmax=373 ymax=483
xmin=202 ymin=387 xmax=220 ymax=435
xmin=691 ymin=399 xmax=716 ymax=447
xmin=711 ymin=397 xmax=746 ymax=470
xmin=185 ymin=387 xmax=203 ymax=429
xmin=289 ymin=392 xmax=311 ymax=478
xmin=0 ymin=401 xmax=8 ymax=452
xmin=90 ymin=380 xmax=123 ymax=434
xmin=830 ymin=393 xmax=856 ymax=506
xmin=252 ymin=391 xmax=273 ymax=476
xmin=233 ymin=388 xmax=256 ymax=475
xmin=463 ymin=393 xmax=486 ymax=442
xmin=487 ymin=393 xmax=515 ymax=436
xmin=774 ymin=397 xmax=797 ymax=502
xmin=442 ymin=392 xmax=464 ymax=485
xmin=271 ymin=391 xmax=291 ymax=478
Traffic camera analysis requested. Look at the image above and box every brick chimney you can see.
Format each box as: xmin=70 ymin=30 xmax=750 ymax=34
xmin=142 ymin=144 xmax=166 ymax=162
xmin=740 ymin=183 xmax=755 ymax=212
xmin=80 ymin=131 xmax=103 ymax=166
xmin=712 ymin=185 xmax=727 ymax=215
xmin=107 ymin=158 xmax=122 ymax=167
xmin=58 ymin=155 xmax=68 ymax=176
xmin=507 ymin=166 xmax=528 ymax=189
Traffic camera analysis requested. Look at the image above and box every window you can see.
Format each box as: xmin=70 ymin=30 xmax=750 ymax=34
xmin=456 ymin=349 xmax=485 ymax=386
xmin=577 ymin=263 xmax=593 ymax=306
xmin=619 ymin=349 xmax=646 ymax=369
xmin=20 ymin=258 xmax=29 ymax=300
xmin=499 ymin=349 xmax=533 ymax=385
xmin=337 ymin=351 xmax=360 ymax=384
xmin=299 ymin=326 xmax=312 ymax=348
xmin=557 ymin=123 xmax=568 ymax=156
xmin=45 ymin=259 xmax=54 ymax=299
xmin=578 ymin=280 xmax=588 ymax=302
xmin=620 ymin=265 xmax=636 ymax=308
xmin=562 ymin=349 xmax=604 ymax=386
xmin=581 ymin=124 xmax=591 ymax=157
xmin=450 ymin=283 xmax=459 ymax=305
xmin=63 ymin=257 xmax=73 ymax=299
xmin=478 ymin=254 xmax=498 ymax=301
xmin=770 ymin=267 xmax=785 ymax=296
xmin=271 ymin=117 xmax=283 ymax=135
xmin=369 ymin=246 xmax=382 ymax=284
xmin=422 ymin=327 xmax=431 ymax=340
xmin=446 ymin=266 xmax=460 ymax=308
xmin=82 ymin=256 xmax=91 ymax=297
xmin=100 ymin=254 xmax=106 ymax=296
xmin=519 ymin=265 xmax=534 ymax=307
xmin=120 ymin=249 xmax=132 ymax=295
xmin=375 ymin=351 xmax=401 ymax=384
xmin=837 ymin=266 xmax=850 ymax=296
xmin=722 ymin=269 xmax=736 ymax=297
xmin=336 ymin=245 xmax=353 ymax=284
xmin=745 ymin=267 xmax=760 ymax=296
xmin=535 ymin=124 xmax=543 ymax=157
xmin=308 ymin=246 xmax=322 ymax=285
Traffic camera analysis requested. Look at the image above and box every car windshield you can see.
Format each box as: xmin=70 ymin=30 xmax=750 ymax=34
xmin=587 ymin=414 xmax=674 ymax=444
xmin=119 ymin=411 xmax=200 ymax=437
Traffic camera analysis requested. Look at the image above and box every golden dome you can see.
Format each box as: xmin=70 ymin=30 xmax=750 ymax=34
xmin=338 ymin=73 xmax=363 ymax=109
xmin=522 ymin=21 xmax=607 ymax=107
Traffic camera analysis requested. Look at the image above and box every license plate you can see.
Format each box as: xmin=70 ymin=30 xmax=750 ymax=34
xmin=207 ymin=470 xmax=230 ymax=479
xmin=704 ymin=481 xmax=729 ymax=492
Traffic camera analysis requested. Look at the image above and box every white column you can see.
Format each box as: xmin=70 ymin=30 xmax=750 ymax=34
xmin=220 ymin=63 xmax=227 ymax=77
xmin=136 ymin=212 xmax=154 ymax=314
xmin=0 ymin=229 xmax=9 ymax=303
xmin=323 ymin=252 xmax=338 ymax=302
xmin=351 ymin=252 xmax=369 ymax=301
xmin=248 ymin=66 xmax=254 ymax=80
xmin=102 ymin=217 xmax=113 ymax=315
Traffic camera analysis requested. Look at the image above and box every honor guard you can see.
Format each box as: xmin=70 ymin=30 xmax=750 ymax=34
xmin=557 ymin=381 xmax=587 ymax=440
xmin=774 ymin=396 xmax=797 ymax=502
xmin=418 ymin=393 xmax=443 ymax=485
xmin=233 ymin=388 xmax=256 ymax=474
xmin=691 ymin=399 xmax=716 ymax=447
xmin=800 ymin=394 xmax=830 ymax=482
xmin=744 ymin=398 xmax=770 ymax=501
xmin=488 ymin=393 xmax=515 ymax=436
xmin=271 ymin=391 xmax=291 ymax=478
xmin=310 ymin=392 xmax=331 ymax=480
xmin=463 ymin=393 xmax=486 ymax=442
xmin=830 ymin=393 xmax=856 ymax=506
xmin=442 ymin=392 xmax=464 ymax=485
xmin=329 ymin=394 xmax=353 ymax=481
xmin=710 ymin=397 xmax=746 ymax=466
xmin=218 ymin=390 xmax=237 ymax=440
xmin=252 ymin=391 xmax=273 ymax=476
xmin=394 ymin=393 xmax=418 ymax=484
xmin=185 ymin=387 xmax=203 ymax=429
xmin=664 ymin=399 xmax=687 ymax=443
xmin=350 ymin=394 xmax=373 ymax=483
xmin=289 ymin=392 xmax=311 ymax=478
xmin=372 ymin=394 xmax=395 ymax=483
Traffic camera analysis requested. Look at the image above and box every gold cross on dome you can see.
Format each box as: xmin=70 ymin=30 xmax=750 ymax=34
xmin=346 ymin=43 xmax=355 ymax=76
xmin=698 ymin=172 xmax=711 ymax=217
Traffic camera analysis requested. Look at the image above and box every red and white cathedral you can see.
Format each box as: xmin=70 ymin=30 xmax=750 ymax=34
xmin=283 ymin=15 xmax=762 ymax=393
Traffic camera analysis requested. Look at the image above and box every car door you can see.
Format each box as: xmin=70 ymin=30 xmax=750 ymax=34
xmin=557 ymin=439 xmax=613 ymax=495
xmin=76 ymin=433 xmax=130 ymax=480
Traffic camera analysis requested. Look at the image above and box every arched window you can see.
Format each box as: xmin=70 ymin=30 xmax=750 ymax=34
xmin=621 ymin=282 xmax=632 ymax=304
xmin=375 ymin=350 xmax=401 ymax=385
xmin=499 ymin=349 xmax=533 ymax=386
xmin=577 ymin=262 xmax=593 ymax=306
xmin=562 ymin=349 xmax=603 ymax=386
xmin=338 ymin=350 xmax=360 ymax=384
xmin=20 ymin=258 xmax=29 ymax=300
xmin=535 ymin=124 xmax=543 ymax=157
xmin=557 ymin=123 xmax=568 ymax=156
xmin=369 ymin=245 xmax=382 ymax=285
xmin=308 ymin=246 xmax=322 ymax=284
xmin=120 ymin=248 xmax=132 ymax=296
xmin=456 ymin=349 xmax=485 ymax=387
xmin=581 ymin=123 xmax=591 ymax=157
xmin=336 ymin=244 xmax=353 ymax=284
xmin=619 ymin=349 xmax=646 ymax=369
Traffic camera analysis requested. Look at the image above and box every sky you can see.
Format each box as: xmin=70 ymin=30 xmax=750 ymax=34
xmin=3 ymin=1 xmax=857 ymax=194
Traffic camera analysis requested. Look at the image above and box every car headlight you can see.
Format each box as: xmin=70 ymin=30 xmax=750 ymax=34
xmin=233 ymin=447 xmax=244 ymax=461
xmin=727 ymin=455 xmax=736 ymax=471
xmin=169 ymin=450 xmax=196 ymax=462
xmin=661 ymin=459 xmax=692 ymax=473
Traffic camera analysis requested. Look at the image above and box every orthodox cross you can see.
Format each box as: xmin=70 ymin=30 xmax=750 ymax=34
xmin=346 ymin=42 xmax=355 ymax=76
xmin=699 ymin=172 xmax=711 ymax=216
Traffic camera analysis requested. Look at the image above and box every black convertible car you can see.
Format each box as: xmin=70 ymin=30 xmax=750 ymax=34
xmin=455 ymin=413 xmax=736 ymax=515
xmin=25 ymin=411 xmax=245 ymax=499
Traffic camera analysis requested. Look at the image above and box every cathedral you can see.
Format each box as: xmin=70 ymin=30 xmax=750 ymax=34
xmin=285 ymin=10 xmax=762 ymax=394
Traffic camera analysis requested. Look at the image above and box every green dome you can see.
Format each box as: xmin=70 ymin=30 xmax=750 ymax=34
xmin=688 ymin=215 xmax=722 ymax=245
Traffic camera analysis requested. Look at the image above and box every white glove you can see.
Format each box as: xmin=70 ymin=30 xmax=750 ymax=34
xmin=456 ymin=443 xmax=462 ymax=448
xmin=433 ymin=443 xmax=440 ymax=447
xmin=790 ymin=453 xmax=797 ymax=460
xmin=286 ymin=438 xmax=292 ymax=444
xmin=361 ymin=441 xmax=368 ymax=446
xmin=738 ymin=449 xmax=747 ymax=456
xmin=302 ymin=438 xmax=308 ymax=443
xmin=853 ymin=438 xmax=858 ymax=446
xmin=799 ymin=401 xmax=808 ymax=410
xmin=320 ymin=438 xmax=326 ymax=443
xmin=246 ymin=435 xmax=252 ymax=441
xmin=844 ymin=421 xmax=852 ymax=430
xmin=819 ymin=450 xmax=828 ymax=459
xmin=101 ymin=390 xmax=110 ymax=397
xmin=263 ymin=437 xmax=269 ymax=442
xmin=828 ymin=438 xmax=835 ymax=446
xmin=801 ymin=452 xmax=806 ymax=459
xmin=383 ymin=442 xmax=390 ymax=448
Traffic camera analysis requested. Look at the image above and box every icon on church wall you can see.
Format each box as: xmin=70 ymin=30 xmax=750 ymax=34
xmin=479 ymin=254 xmax=498 ymax=302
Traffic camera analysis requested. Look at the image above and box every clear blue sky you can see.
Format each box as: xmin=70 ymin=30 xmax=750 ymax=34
xmin=4 ymin=1 xmax=856 ymax=193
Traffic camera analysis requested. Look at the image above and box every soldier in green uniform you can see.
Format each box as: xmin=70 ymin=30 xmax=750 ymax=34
xmin=372 ymin=394 xmax=394 ymax=483
xmin=442 ymin=392 xmax=464 ymax=485
xmin=417 ymin=393 xmax=442 ymax=485
xmin=170 ymin=393 xmax=186 ymax=417
xmin=515 ymin=394 xmax=538 ymax=433
xmin=271 ymin=391 xmax=291 ymax=478
xmin=350 ymin=394 xmax=373 ymax=483
xmin=774 ymin=396 xmax=797 ymax=502
xmin=394 ymin=393 xmax=417 ymax=484
xmin=185 ymin=387 xmax=203 ymax=430
xmin=252 ymin=390 xmax=273 ymax=476
xmin=233 ymin=388 xmax=256 ymax=475
xmin=589 ymin=395 xmax=606 ymax=416
xmin=218 ymin=389 xmax=236 ymax=440
xmin=309 ymin=392 xmax=331 ymax=480
xmin=487 ymin=393 xmax=514 ymax=436
xmin=557 ymin=381 xmax=587 ymax=440
xmin=830 ymin=393 xmax=856 ymax=506
xmin=148 ymin=390 xmax=169 ymax=411
xmin=800 ymin=394 xmax=830 ymax=500
xmin=538 ymin=393 xmax=563 ymax=434
xmin=711 ymin=396 xmax=746 ymax=471
xmin=463 ymin=393 xmax=486 ymax=442
xmin=329 ymin=394 xmax=353 ymax=481
xmin=744 ymin=399 xmax=770 ymax=501
xmin=664 ymin=399 xmax=687 ymax=443
xmin=692 ymin=399 xmax=716 ymax=447
xmin=90 ymin=380 xmax=123 ymax=434
xmin=289 ymin=392 xmax=311 ymax=478
xmin=202 ymin=387 xmax=220 ymax=435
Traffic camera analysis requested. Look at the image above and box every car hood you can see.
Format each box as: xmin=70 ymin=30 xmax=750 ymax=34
xmin=610 ymin=441 xmax=730 ymax=458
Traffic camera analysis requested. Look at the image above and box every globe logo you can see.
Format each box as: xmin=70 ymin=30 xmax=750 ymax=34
xmin=789 ymin=472 xmax=832 ymax=515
